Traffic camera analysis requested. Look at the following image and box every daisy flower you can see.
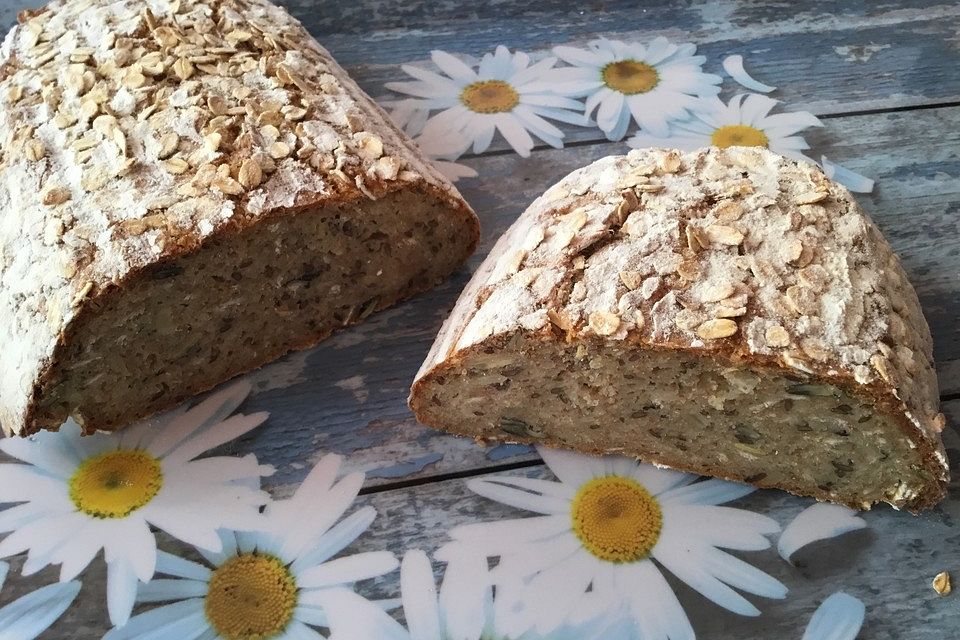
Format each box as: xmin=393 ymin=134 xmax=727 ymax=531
xmin=385 ymin=46 xmax=588 ymax=158
xmin=550 ymin=37 xmax=721 ymax=140
xmin=444 ymin=446 xmax=787 ymax=638
xmin=319 ymin=549 xmax=636 ymax=640
xmin=0 ymin=382 xmax=273 ymax=626
xmin=628 ymin=93 xmax=822 ymax=163
xmin=0 ymin=561 xmax=80 ymax=639
xmin=104 ymin=453 xmax=398 ymax=640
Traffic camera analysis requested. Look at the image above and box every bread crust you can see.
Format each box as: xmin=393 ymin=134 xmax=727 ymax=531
xmin=0 ymin=0 xmax=478 ymax=435
xmin=410 ymin=147 xmax=948 ymax=511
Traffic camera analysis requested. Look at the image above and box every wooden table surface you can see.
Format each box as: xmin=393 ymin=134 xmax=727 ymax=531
xmin=2 ymin=0 xmax=960 ymax=638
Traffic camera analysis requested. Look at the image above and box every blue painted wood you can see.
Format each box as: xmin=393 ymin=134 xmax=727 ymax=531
xmin=0 ymin=1 xmax=958 ymax=637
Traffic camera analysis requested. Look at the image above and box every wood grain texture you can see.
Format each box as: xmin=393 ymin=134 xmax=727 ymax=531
xmin=0 ymin=0 xmax=957 ymax=637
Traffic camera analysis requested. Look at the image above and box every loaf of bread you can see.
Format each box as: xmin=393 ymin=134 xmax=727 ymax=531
xmin=410 ymin=147 xmax=949 ymax=511
xmin=0 ymin=0 xmax=478 ymax=436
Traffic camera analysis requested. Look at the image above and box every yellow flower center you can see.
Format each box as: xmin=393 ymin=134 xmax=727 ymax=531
xmin=460 ymin=80 xmax=519 ymax=114
xmin=69 ymin=450 xmax=163 ymax=519
xmin=710 ymin=124 xmax=770 ymax=149
xmin=205 ymin=554 xmax=298 ymax=640
xmin=570 ymin=476 xmax=663 ymax=563
xmin=602 ymin=60 xmax=660 ymax=94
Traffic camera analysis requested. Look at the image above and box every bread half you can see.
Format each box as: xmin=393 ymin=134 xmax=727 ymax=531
xmin=410 ymin=147 xmax=948 ymax=512
xmin=0 ymin=0 xmax=478 ymax=435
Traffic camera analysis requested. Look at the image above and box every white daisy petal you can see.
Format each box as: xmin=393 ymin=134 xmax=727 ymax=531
xmin=596 ymin=91 xmax=625 ymax=135
xmin=394 ymin=64 xmax=461 ymax=90
xmin=400 ymin=550 xmax=442 ymax=640
xmin=0 ymin=465 xmax=71 ymax=505
xmin=385 ymin=79 xmax=458 ymax=101
xmin=526 ymin=550 xmax=597 ymax=633
xmin=722 ymin=55 xmax=776 ymax=93
xmin=297 ymin=551 xmax=398 ymax=589
xmin=607 ymin=102 xmax=632 ymax=141
xmin=0 ymin=510 xmax=78 ymax=565
xmin=103 ymin=599 xmax=207 ymax=640
xmin=820 ymin=156 xmax=875 ymax=193
xmin=443 ymin=515 xmax=570 ymax=556
xmin=290 ymin=507 xmax=377 ymax=574
xmin=58 ymin=520 xmax=106 ymax=581
xmin=629 ymin=464 xmax=696 ymax=496
xmin=489 ymin=534 xmax=582 ymax=582
xmin=0 ymin=579 xmax=80 ymax=640
xmin=155 ymin=551 xmax=212 ymax=581
xmin=315 ymin=589 xmax=409 ymax=640
xmin=293 ymin=604 xmax=328 ymax=627
xmin=107 ymin=556 xmax=140 ymax=627
xmin=658 ymin=478 xmax=756 ymax=506
xmin=0 ymin=437 xmax=79 ymax=479
xmin=278 ymin=473 xmax=365 ymax=561
xmin=653 ymin=539 xmax=762 ymax=616
xmin=494 ymin=114 xmax=535 ymax=157
xmin=438 ymin=551 xmax=488 ymax=640
xmin=466 ymin=119 xmax=496 ymax=156
xmin=760 ymin=110 xmax=823 ymax=135
xmin=700 ymin=546 xmax=788 ymax=598
xmin=145 ymin=382 xmax=252 ymax=457
xmin=102 ymin=517 xmax=157 ymax=583
xmin=162 ymin=412 xmax=268 ymax=465
xmin=661 ymin=505 xmax=779 ymax=551
xmin=777 ymin=503 xmax=867 ymax=562
xmin=553 ymin=45 xmax=606 ymax=69
xmin=509 ymin=57 xmax=564 ymax=87
xmin=0 ymin=502 xmax=57 ymax=534
xmin=277 ymin=619 xmax=329 ymax=640
xmin=536 ymin=446 xmax=605 ymax=486
xmin=467 ymin=477 xmax=570 ymax=515
xmin=137 ymin=578 xmax=209 ymax=603
xmin=431 ymin=50 xmax=478 ymax=84
xmin=801 ymin=592 xmax=866 ymax=640
xmin=738 ymin=94 xmax=779 ymax=127
xmin=618 ymin=560 xmax=695 ymax=640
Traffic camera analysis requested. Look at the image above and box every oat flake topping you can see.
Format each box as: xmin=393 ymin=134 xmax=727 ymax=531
xmin=439 ymin=147 xmax=945 ymax=468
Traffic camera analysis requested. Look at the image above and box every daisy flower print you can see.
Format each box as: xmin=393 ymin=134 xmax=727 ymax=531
xmin=628 ymin=93 xmax=823 ymax=163
xmin=445 ymin=446 xmax=787 ymax=639
xmin=551 ymin=37 xmax=721 ymax=140
xmin=104 ymin=453 xmax=398 ymax=640
xmin=319 ymin=549 xmax=636 ymax=640
xmin=0 ymin=561 xmax=81 ymax=640
xmin=386 ymin=46 xmax=588 ymax=158
xmin=0 ymin=382 xmax=272 ymax=626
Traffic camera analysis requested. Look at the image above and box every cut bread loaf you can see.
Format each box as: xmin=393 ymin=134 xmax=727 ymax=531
xmin=0 ymin=0 xmax=478 ymax=436
xmin=410 ymin=147 xmax=949 ymax=511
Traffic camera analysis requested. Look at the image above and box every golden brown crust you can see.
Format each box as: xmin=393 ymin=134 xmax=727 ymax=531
xmin=410 ymin=147 xmax=948 ymax=511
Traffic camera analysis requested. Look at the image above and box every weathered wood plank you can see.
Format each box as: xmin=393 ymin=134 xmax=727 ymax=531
xmin=10 ymin=399 xmax=960 ymax=639
xmin=226 ymin=104 xmax=960 ymax=492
